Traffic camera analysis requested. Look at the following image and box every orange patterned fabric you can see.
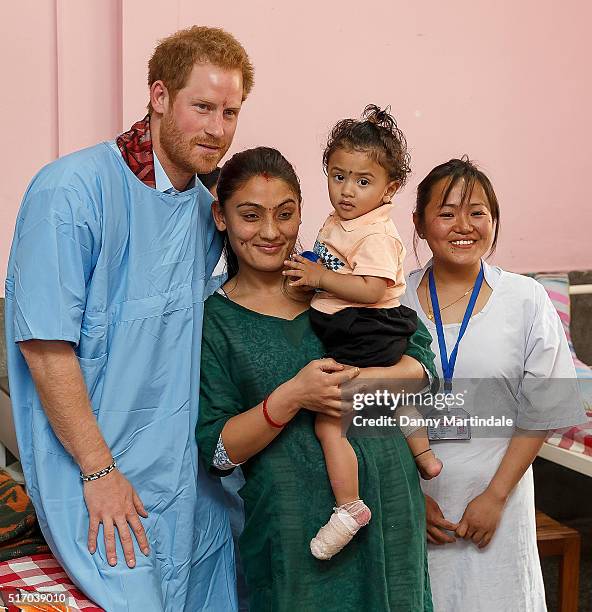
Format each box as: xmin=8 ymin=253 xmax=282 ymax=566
xmin=0 ymin=471 xmax=48 ymax=562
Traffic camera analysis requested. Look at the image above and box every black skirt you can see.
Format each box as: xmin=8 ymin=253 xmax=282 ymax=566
xmin=309 ymin=305 xmax=418 ymax=368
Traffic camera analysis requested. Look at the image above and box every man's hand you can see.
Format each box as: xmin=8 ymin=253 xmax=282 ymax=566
xmin=283 ymin=254 xmax=325 ymax=289
xmin=84 ymin=469 xmax=149 ymax=567
xmin=455 ymin=489 xmax=505 ymax=548
xmin=425 ymin=494 xmax=458 ymax=544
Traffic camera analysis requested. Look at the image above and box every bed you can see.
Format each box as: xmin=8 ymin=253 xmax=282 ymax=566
xmin=0 ymin=466 xmax=103 ymax=611
xmin=0 ymin=554 xmax=103 ymax=611
xmin=534 ymin=274 xmax=592 ymax=477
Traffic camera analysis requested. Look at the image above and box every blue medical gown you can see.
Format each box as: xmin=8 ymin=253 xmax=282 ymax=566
xmin=4 ymin=143 xmax=237 ymax=611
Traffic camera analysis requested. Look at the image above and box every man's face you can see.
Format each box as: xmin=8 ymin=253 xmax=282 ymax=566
xmin=159 ymin=63 xmax=243 ymax=175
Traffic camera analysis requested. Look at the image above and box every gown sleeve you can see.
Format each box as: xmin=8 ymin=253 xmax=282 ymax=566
xmin=404 ymin=318 xmax=438 ymax=388
xmin=9 ymin=186 xmax=100 ymax=347
xmin=518 ymin=281 xmax=588 ymax=429
xmin=197 ymin=321 xmax=246 ymax=476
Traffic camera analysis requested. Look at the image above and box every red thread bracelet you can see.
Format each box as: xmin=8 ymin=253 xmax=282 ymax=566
xmin=263 ymin=395 xmax=286 ymax=429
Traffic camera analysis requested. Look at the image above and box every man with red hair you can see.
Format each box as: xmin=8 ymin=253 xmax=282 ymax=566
xmin=5 ymin=26 xmax=252 ymax=611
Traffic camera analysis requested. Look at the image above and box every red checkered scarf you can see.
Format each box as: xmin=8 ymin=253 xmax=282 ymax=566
xmin=116 ymin=114 xmax=156 ymax=188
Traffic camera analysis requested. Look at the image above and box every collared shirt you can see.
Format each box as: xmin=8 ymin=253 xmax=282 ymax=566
xmin=311 ymin=203 xmax=407 ymax=315
xmin=153 ymin=149 xmax=196 ymax=193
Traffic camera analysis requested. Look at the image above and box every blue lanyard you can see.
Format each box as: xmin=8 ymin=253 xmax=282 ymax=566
xmin=428 ymin=262 xmax=484 ymax=391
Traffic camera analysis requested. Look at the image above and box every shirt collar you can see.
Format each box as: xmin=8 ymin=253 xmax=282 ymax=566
xmin=153 ymin=149 xmax=196 ymax=193
xmin=336 ymin=203 xmax=394 ymax=232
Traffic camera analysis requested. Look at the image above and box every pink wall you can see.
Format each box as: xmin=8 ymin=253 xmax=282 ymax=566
xmin=1 ymin=0 xmax=122 ymax=292
xmin=2 ymin=0 xmax=591 ymax=291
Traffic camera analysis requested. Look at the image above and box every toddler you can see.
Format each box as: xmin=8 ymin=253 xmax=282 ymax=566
xmin=284 ymin=105 xmax=442 ymax=560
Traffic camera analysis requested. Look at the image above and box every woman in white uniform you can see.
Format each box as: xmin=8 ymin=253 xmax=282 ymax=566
xmin=401 ymin=157 xmax=586 ymax=612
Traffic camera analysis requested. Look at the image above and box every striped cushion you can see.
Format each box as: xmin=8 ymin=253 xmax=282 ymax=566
xmin=534 ymin=273 xmax=592 ymax=410
xmin=533 ymin=273 xmax=572 ymax=339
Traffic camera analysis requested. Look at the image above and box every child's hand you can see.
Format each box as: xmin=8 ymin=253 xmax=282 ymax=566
xmin=283 ymin=254 xmax=326 ymax=289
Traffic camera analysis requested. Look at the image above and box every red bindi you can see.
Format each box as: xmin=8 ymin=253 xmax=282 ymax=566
xmin=261 ymin=172 xmax=271 ymax=181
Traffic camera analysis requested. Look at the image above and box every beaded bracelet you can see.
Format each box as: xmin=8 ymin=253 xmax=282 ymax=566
xmin=80 ymin=460 xmax=117 ymax=482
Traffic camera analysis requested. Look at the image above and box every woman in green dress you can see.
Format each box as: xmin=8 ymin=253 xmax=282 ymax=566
xmin=197 ymin=147 xmax=435 ymax=612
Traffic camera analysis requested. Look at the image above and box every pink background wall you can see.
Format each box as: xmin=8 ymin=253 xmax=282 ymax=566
xmin=2 ymin=0 xmax=591 ymax=292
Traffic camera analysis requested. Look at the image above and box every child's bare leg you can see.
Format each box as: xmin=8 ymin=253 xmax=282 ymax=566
xmin=310 ymin=413 xmax=371 ymax=560
xmin=406 ymin=427 xmax=443 ymax=480
xmin=315 ymin=413 xmax=359 ymax=505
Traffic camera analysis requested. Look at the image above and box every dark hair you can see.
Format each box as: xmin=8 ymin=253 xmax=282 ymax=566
xmin=198 ymin=166 xmax=220 ymax=190
xmin=414 ymin=156 xmax=500 ymax=259
xmin=323 ymin=104 xmax=411 ymax=186
xmin=217 ymin=147 xmax=302 ymax=280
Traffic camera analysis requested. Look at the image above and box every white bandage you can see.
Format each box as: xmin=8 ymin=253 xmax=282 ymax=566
xmin=310 ymin=500 xmax=371 ymax=560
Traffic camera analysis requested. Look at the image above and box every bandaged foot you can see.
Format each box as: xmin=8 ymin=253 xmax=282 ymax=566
xmin=310 ymin=500 xmax=371 ymax=560
xmin=414 ymin=448 xmax=443 ymax=480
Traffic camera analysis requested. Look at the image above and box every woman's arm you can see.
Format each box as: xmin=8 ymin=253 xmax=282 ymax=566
xmin=455 ymin=282 xmax=586 ymax=548
xmin=455 ymin=431 xmax=546 ymax=548
xmin=357 ymin=355 xmax=426 ymax=390
xmin=219 ymin=384 xmax=298 ymax=465
xmin=487 ymin=432 xmax=547 ymax=501
xmin=217 ymin=328 xmax=433 ymax=466
xmin=221 ymin=359 xmax=360 ymax=464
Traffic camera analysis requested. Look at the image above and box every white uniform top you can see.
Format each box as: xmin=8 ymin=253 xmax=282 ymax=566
xmin=401 ymin=259 xmax=586 ymax=612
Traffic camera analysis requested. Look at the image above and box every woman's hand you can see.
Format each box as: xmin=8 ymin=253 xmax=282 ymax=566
xmin=455 ymin=489 xmax=505 ymax=548
xmin=452 ymin=431 xmax=543 ymax=549
xmin=425 ymin=494 xmax=458 ymax=544
xmin=282 ymin=358 xmax=360 ymax=418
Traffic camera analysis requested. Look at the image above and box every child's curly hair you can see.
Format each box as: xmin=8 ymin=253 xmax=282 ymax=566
xmin=323 ymin=104 xmax=411 ymax=187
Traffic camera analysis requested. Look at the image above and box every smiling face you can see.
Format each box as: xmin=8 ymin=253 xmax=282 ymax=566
xmin=415 ymin=176 xmax=495 ymax=268
xmin=213 ymin=175 xmax=301 ymax=274
xmin=154 ymin=62 xmax=243 ymax=176
xmin=327 ymin=148 xmax=399 ymax=220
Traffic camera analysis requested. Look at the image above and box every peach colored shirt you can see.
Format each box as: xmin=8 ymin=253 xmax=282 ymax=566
xmin=311 ymin=203 xmax=406 ymax=315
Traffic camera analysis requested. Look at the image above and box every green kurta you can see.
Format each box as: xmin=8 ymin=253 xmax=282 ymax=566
xmin=198 ymin=292 xmax=435 ymax=612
